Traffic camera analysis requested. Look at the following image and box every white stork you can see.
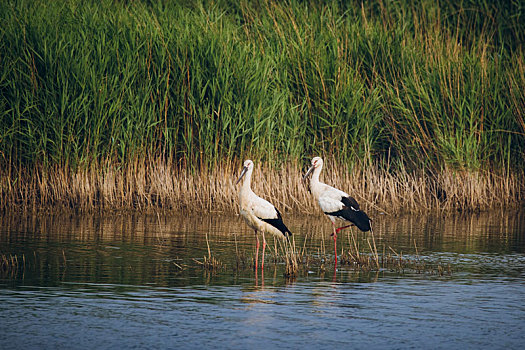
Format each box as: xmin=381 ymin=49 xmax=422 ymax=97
xmin=236 ymin=160 xmax=292 ymax=270
xmin=303 ymin=157 xmax=371 ymax=263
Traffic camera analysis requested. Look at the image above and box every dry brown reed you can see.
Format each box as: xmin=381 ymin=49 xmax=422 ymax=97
xmin=233 ymin=234 xmax=249 ymax=270
xmin=339 ymin=233 xmax=452 ymax=275
xmin=1 ymin=253 xmax=24 ymax=276
xmin=193 ymin=233 xmax=223 ymax=270
xmin=281 ymin=236 xmax=300 ymax=278
xmin=0 ymin=158 xmax=522 ymax=214
xmin=251 ymin=230 xmax=452 ymax=276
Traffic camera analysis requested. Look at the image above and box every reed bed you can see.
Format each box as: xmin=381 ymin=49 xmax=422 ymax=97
xmin=0 ymin=158 xmax=521 ymax=213
xmin=338 ymin=233 xmax=451 ymax=275
xmin=238 ymin=231 xmax=452 ymax=277
xmin=1 ymin=0 xmax=524 ymax=212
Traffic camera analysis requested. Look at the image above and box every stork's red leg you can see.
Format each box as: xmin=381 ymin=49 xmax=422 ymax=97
xmin=255 ymin=231 xmax=259 ymax=271
xmin=331 ymin=222 xmax=338 ymax=264
xmin=261 ymin=233 xmax=266 ymax=270
xmin=335 ymin=224 xmax=352 ymax=234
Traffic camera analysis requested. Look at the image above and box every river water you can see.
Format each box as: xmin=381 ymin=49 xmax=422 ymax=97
xmin=1 ymin=210 xmax=524 ymax=349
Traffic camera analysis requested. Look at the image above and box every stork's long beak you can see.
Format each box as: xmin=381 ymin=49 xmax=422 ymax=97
xmin=235 ymin=166 xmax=248 ymax=185
xmin=302 ymin=165 xmax=314 ymax=181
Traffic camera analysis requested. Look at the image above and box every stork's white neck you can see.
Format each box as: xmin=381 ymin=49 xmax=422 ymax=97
xmin=241 ymin=167 xmax=253 ymax=192
xmin=311 ymin=165 xmax=322 ymax=182
xmin=309 ymin=165 xmax=324 ymax=199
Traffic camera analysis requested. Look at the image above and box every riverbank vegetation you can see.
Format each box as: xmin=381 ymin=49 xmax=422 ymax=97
xmin=1 ymin=0 xmax=523 ymax=213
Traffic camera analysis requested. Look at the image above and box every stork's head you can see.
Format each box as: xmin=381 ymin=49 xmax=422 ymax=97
xmin=310 ymin=157 xmax=323 ymax=168
xmin=236 ymin=159 xmax=254 ymax=185
xmin=243 ymin=159 xmax=254 ymax=170
xmin=303 ymin=156 xmax=323 ymax=180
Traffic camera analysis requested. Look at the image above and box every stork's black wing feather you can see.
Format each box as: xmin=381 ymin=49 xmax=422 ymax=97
xmin=326 ymin=196 xmax=371 ymax=232
xmin=341 ymin=196 xmax=360 ymax=210
xmin=259 ymin=208 xmax=292 ymax=236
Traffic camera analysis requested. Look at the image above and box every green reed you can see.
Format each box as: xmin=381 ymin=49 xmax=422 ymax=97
xmin=0 ymin=0 xmax=523 ymax=206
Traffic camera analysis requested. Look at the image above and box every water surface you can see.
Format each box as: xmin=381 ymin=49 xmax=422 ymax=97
xmin=1 ymin=211 xmax=524 ymax=349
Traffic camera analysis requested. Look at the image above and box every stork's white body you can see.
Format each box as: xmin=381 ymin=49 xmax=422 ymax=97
xmin=236 ymin=160 xmax=291 ymax=270
xmin=309 ymin=171 xmax=351 ymax=224
xmin=304 ymin=157 xmax=371 ymax=263
xmin=238 ymin=179 xmax=287 ymax=238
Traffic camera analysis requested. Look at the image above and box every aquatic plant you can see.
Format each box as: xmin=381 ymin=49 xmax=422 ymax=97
xmin=282 ymin=236 xmax=300 ymax=278
xmin=0 ymin=253 xmax=23 ymax=276
xmin=0 ymin=159 xmax=520 ymax=213
xmin=193 ymin=233 xmax=224 ymax=270
xmin=0 ymin=0 xmax=523 ymax=212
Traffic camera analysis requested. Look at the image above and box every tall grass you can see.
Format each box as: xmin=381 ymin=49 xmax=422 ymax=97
xmin=0 ymin=159 xmax=520 ymax=213
xmin=0 ymin=0 xmax=523 ymax=212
